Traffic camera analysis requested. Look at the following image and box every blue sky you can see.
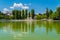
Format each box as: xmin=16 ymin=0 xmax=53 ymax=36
xmin=0 ymin=0 xmax=60 ymax=14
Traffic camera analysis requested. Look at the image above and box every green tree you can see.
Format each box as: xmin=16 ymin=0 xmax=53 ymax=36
xmin=25 ymin=9 xmax=28 ymax=19
xmin=0 ymin=11 xmax=5 ymax=19
xmin=35 ymin=14 xmax=41 ymax=20
xmin=50 ymin=12 xmax=58 ymax=19
xmin=21 ymin=10 xmax=25 ymax=19
xmin=12 ymin=10 xmax=22 ymax=19
xmin=49 ymin=9 xmax=53 ymax=19
xmin=56 ymin=7 xmax=60 ymax=18
xmin=41 ymin=14 xmax=47 ymax=19
xmin=49 ymin=9 xmax=53 ymax=15
xmin=29 ymin=11 xmax=30 ymax=17
xmin=31 ymin=9 xmax=35 ymax=19
xmin=46 ymin=8 xmax=49 ymax=19
xmin=17 ymin=10 xmax=21 ymax=19
xmin=12 ymin=10 xmax=17 ymax=19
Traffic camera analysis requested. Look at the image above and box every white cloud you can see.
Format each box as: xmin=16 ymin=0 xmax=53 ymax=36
xmin=3 ymin=8 xmax=9 ymax=11
xmin=3 ymin=8 xmax=9 ymax=13
xmin=10 ymin=3 xmax=30 ymax=9
xmin=13 ymin=3 xmax=23 ymax=7
xmin=22 ymin=6 xmax=29 ymax=9
xmin=10 ymin=6 xmax=14 ymax=9
xmin=2 ymin=3 xmax=31 ymax=14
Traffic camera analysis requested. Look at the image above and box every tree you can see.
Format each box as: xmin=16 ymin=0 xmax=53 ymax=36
xmin=50 ymin=12 xmax=58 ymax=19
xmin=46 ymin=8 xmax=49 ymax=19
xmin=56 ymin=7 xmax=60 ymax=18
xmin=49 ymin=9 xmax=53 ymax=15
xmin=21 ymin=10 xmax=25 ymax=19
xmin=41 ymin=14 xmax=47 ymax=19
xmin=31 ymin=9 xmax=35 ymax=19
xmin=0 ymin=11 xmax=5 ymax=19
xmin=17 ymin=10 xmax=21 ymax=19
xmin=49 ymin=9 xmax=53 ymax=19
xmin=25 ymin=9 xmax=28 ymax=19
xmin=12 ymin=10 xmax=22 ymax=19
xmin=12 ymin=10 xmax=17 ymax=19
xmin=29 ymin=11 xmax=30 ymax=17
xmin=35 ymin=14 xmax=41 ymax=20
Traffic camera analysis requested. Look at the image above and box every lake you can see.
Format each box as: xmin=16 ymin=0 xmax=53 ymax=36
xmin=0 ymin=21 xmax=60 ymax=40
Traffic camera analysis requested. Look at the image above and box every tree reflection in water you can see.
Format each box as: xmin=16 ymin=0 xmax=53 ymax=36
xmin=0 ymin=21 xmax=60 ymax=35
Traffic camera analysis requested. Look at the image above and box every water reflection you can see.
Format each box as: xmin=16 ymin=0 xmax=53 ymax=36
xmin=0 ymin=21 xmax=60 ymax=34
xmin=0 ymin=21 xmax=60 ymax=40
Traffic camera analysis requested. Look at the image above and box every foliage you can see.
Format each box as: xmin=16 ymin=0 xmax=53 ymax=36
xmin=46 ymin=8 xmax=49 ymax=19
xmin=35 ymin=14 xmax=41 ymax=20
xmin=50 ymin=12 xmax=58 ymax=19
xmin=0 ymin=7 xmax=60 ymax=20
xmin=25 ymin=9 xmax=28 ymax=18
xmin=31 ymin=9 xmax=35 ymax=19
xmin=41 ymin=14 xmax=47 ymax=19
xmin=56 ymin=7 xmax=60 ymax=18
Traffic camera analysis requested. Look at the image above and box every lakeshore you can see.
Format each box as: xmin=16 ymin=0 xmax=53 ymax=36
xmin=0 ymin=19 xmax=60 ymax=22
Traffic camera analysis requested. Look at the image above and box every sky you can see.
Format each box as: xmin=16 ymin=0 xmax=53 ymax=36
xmin=0 ymin=0 xmax=60 ymax=14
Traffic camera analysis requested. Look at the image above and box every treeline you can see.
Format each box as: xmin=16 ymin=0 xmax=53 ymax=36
xmin=12 ymin=9 xmax=34 ymax=19
xmin=0 ymin=9 xmax=35 ymax=20
xmin=0 ymin=7 xmax=60 ymax=20
xmin=35 ymin=7 xmax=60 ymax=20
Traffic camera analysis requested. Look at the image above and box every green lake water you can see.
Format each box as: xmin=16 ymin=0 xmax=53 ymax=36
xmin=0 ymin=21 xmax=60 ymax=40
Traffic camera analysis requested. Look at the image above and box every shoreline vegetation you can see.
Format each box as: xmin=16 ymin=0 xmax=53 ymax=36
xmin=0 ymin=19 xmax=60 ymax=22
xmin=0 ymin=7 xmax=60 ymax=21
